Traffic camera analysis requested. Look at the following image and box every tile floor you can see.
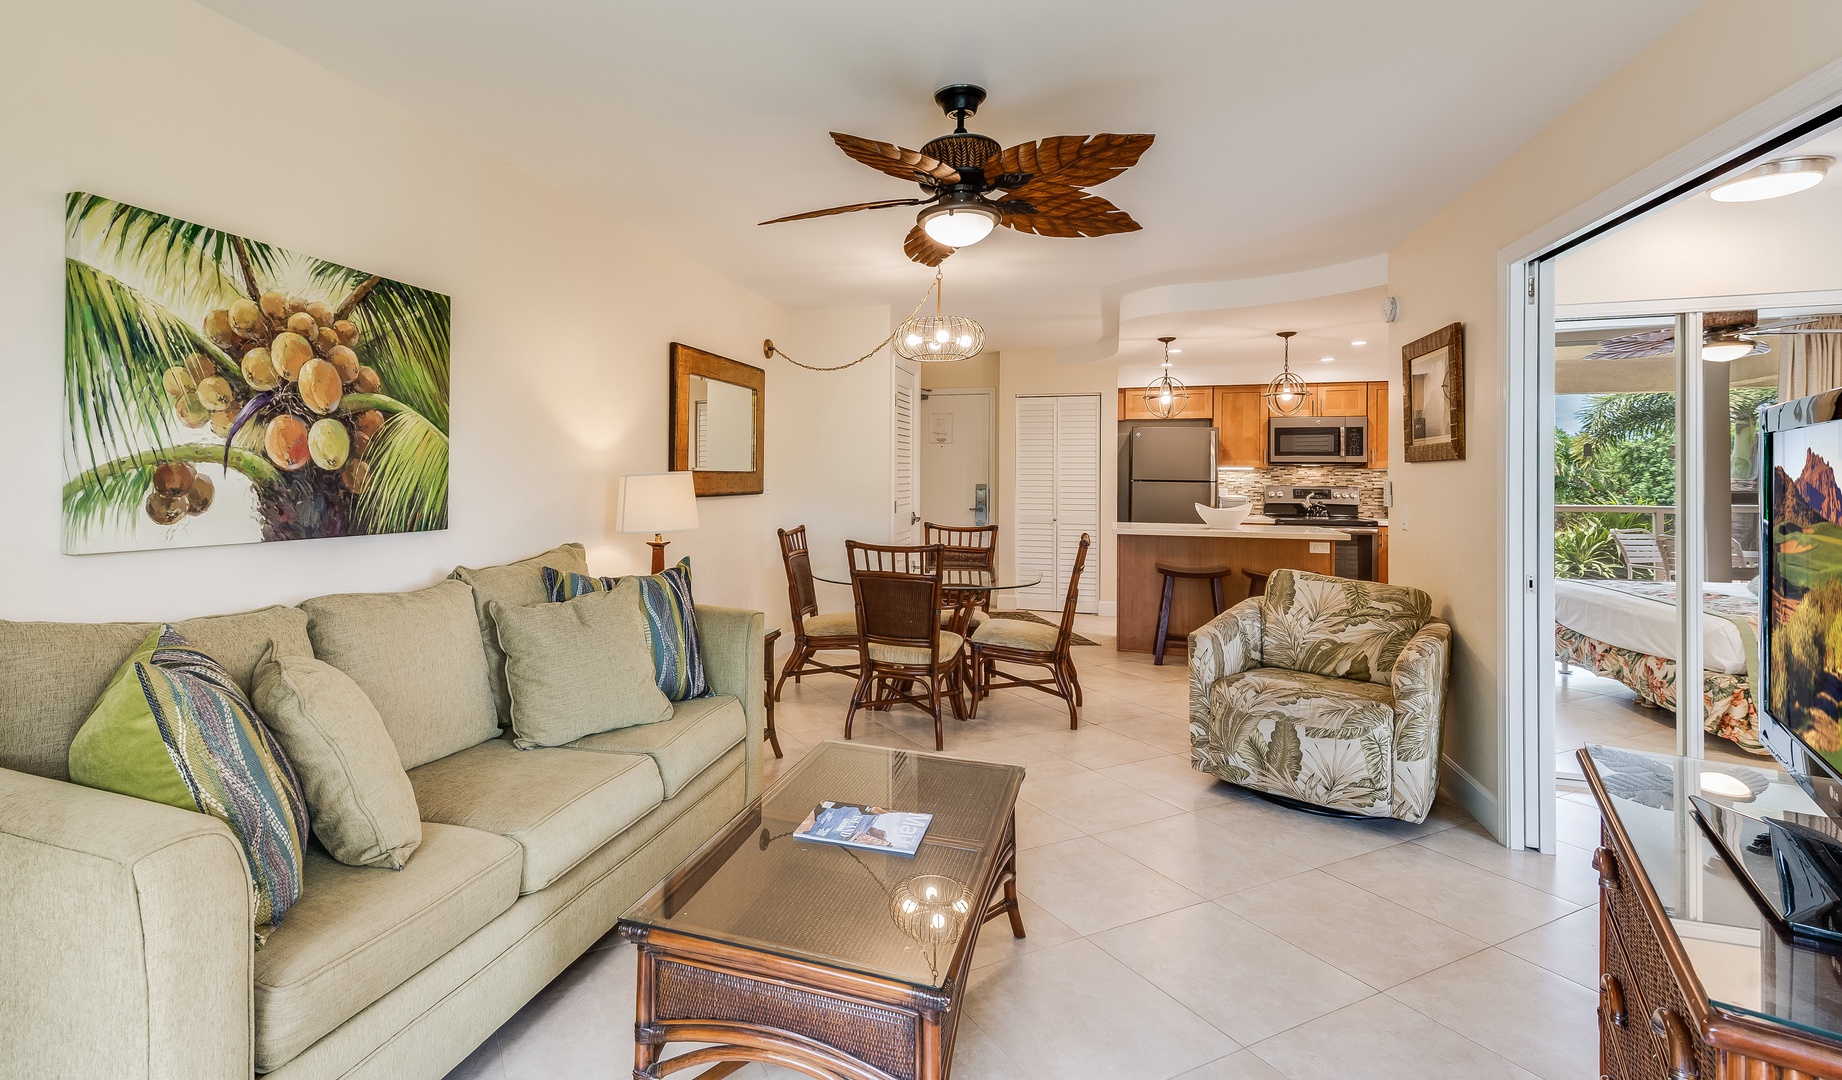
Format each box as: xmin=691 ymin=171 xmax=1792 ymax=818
xmin=1553 ymin=660 xmax=1762 ymax=781
xmin=447 ymin=619 xmax=1603 ymax=1080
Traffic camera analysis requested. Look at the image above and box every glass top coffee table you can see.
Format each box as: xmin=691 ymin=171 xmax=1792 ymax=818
xmin=618 ymin=740 xmax=1026 ymax=1079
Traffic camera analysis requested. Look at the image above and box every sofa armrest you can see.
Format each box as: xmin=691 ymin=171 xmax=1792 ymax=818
xmin=696 ymin=605 xmax=766 ymax=801
xmin=1387 ymin=618 xmax=1452 ymax=822
xmin=0 ymin=767 xmax=252 ymax=1080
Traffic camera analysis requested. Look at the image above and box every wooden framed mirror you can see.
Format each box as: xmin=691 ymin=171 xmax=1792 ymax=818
xmin=670 ymin=342 xmax=765 ymax=496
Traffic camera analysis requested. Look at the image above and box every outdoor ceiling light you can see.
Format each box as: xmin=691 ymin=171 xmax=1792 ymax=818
xmin=919 ymin=197 xmax=1001 ymax=247
xmin=1710 ymin=156 xmax=1832 ymax=202
xmin=1702 ymin=333 xmax=1756 ymax=362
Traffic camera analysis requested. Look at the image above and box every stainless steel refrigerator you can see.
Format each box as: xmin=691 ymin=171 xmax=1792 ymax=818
xmin=1126 ymin=424 xmax=1218 ymax=522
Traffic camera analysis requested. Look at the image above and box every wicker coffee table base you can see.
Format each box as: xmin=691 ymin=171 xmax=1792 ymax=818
xmin=622 ymin=818 xmax=1023 ymax=1080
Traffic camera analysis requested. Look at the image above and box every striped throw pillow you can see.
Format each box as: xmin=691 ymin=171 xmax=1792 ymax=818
xmin=69 ymin=625 xmax=310 ymax=942
xmin=542 ymin=560 xmax=709 ymax=701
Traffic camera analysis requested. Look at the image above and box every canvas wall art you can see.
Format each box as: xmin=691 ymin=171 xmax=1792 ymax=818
xmin=63 ymin=194 xmax=450 ymax=554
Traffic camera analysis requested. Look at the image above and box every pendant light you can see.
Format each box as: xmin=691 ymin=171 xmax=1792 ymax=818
xmin=1264 ymin=331 xmax=1309 ymax=416
xmin=1143 ymin=336 xmax=1187 ymax=418
xmin=894 ymin=268 xmax=985 ymax=363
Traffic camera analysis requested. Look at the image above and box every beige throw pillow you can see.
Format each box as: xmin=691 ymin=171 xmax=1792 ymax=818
xmin=451 ymin=542 xmax=592 ymax=729
xmin=488 ymin=580 xmax=673 ymax=749
xmin=254 ymin=644 xmax=423 ymax=869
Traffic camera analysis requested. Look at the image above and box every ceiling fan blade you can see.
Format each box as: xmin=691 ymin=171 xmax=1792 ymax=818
xmin=984 ymin=134 xmax=1155 ymax=190
xmin=831 ymin=133 xmax=960 ymax=185
xmin=759 ymin=198 xmax=927 ymax=225
xmin=903 ymin=225 xmax=955 ymax=267
xmin=1583 ymin=329 xmax=1675 ymax=360
xmin=1752 ymin=326 xmax=1842 ymax=334
xmin=999 ymin=182 xmax=1141 ymax=238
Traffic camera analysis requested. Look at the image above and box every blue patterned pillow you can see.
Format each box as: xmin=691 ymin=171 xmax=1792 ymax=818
xmin=542 ymin=560 xmax=708 ymax=701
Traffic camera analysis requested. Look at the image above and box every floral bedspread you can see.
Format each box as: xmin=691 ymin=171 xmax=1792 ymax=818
xmin=1554 ymin=624 xmax=1765 ymax=755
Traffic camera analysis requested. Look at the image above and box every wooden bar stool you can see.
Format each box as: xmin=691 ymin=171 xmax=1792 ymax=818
xmin=1242 ymin=569 xmax=1269 ymax=598
xmin=1154 ymin=564 xmax=1234 ymax=665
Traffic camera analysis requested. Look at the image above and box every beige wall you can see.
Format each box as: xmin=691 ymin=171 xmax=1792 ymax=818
xmin=996 ymin=349 xmax=1121 ymax=611
xmin=2 ymin=0 xmax=888 ymax=628
xmin=1387 ymin=0 xmax=1842 ymax=829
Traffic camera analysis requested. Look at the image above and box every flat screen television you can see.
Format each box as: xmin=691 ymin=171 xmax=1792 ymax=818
xmin=1758 ymin=387 xmax=1842 ymax=808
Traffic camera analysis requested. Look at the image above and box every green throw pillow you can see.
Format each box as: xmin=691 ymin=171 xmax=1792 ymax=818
xmin=253 ymin=644 xmax=423 ymax=870
xmin=542 ymin=558 xmax=708 ymax=701
xmin=69 ymin=626 xmax=310 ymax=941
xmin=489 ymin=579 xmax=674 ymax=748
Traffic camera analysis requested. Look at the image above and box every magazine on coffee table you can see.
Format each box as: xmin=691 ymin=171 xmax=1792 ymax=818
xmin=793 ymin=802 xmax=932 ymax=857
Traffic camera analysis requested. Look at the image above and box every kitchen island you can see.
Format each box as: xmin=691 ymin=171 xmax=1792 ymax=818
xmin=1115 ymin=521 xmax=1350 ymax=656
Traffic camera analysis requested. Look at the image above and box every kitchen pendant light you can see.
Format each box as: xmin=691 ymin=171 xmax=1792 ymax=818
xmin=1143 ymin=336 xmax=1187 ymax=418
xmin=1264 ymin=331 xmax=1309 ymax=415
xmin=894 ymin=268 xmax=985 ymax=363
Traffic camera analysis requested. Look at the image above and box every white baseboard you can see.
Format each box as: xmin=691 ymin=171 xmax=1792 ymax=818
xmin=1439 ymin=755 xmax=1501 ymax=842
xmin=1097 ymin=600 xmax=1117 ymax=618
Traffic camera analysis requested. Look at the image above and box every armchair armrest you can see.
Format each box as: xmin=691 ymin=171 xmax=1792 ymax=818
xmin=0 ymin=767 xmax=252 ymax=1080
xmin=1387 ymin=618 xmax=1452 ymax=822
xmin=1188 ymin=596 xmax=1263 ymax=728
xmin=695 ymin=605 xmax=766 ymax=801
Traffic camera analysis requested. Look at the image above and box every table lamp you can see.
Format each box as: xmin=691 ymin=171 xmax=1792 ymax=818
xmin=619 ymin=472 xmax=699 ymax=573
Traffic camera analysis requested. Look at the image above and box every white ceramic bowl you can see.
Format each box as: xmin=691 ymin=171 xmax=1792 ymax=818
xmin=1195 ymin=502 xmax=1251 ymax=529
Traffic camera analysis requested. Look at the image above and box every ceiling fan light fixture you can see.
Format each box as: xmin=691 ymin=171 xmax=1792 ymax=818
xmin=1702 ymin=333 xmax=1756 ymax=362
xmin=919 ymin=200 xmax=1000 ymax=247
xmin=1710 ymin=156 xmax=1832 ymax=202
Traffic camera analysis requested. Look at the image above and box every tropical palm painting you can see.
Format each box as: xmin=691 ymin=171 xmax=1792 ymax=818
xmin=63 ymin=193 xmax=449 ymax=554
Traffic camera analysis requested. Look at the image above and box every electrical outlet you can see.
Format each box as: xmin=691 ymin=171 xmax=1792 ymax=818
xmin=1309 ymin=542 xmax=1331 ymax=554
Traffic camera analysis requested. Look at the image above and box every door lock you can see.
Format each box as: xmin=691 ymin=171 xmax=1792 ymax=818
xmin=971 ymin=484 xmax=989 ymax=526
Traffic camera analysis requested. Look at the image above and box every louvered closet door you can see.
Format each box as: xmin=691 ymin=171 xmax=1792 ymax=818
xmin=1012 ymin=394 xmax=1102 ymax=614
xmin=891 ymin=365 xmax=918 ymax=543
xmin=1013 ymin=397 xmax=1060 ymax=609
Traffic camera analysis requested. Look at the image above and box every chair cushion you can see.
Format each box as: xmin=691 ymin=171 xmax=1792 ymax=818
xmin=940 ymin=608 xmax=992 ymax=632
xmin=69 ymin=626 xmax=310 ymax=938
xmin=253 ymin=646 xmax=422 ymax=869
xmin=868 ymin=631 xmax=964 ymax=667
xmin=971 ymin=617 xmax=1058 ymax=652
xmin=1204 ymin=666 xmax=1397 ymax=817
xmin=1259 ymin=570 xmax=1432 ymax=685
xmin=302 ymin=580 xmax=500 ymax=770
xmin=253 ymin=823 xmax=521 ymax=1071
xmin=450 ymin=542 xmax=592 ymax=729
xmin=0 ymin=604 xmax=311 ymax=782
xmin=489 ymin=580 xmax=674 ymax=748
xmin=407 ymin=739 xmax=663 ymax=893
xmin=570 ymin=694 xmax=746 ymax=798
xmin=803 ymin=610 xmax=858 ymax=639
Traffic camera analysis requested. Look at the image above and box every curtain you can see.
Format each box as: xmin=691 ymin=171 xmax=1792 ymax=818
xmin=1780 ymin=314 xmax=1842 ymax=398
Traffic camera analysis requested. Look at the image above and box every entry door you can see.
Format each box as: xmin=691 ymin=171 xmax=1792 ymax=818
xmin=1014 ymin=394 xmax=1101 ymax=613
xmin=919 ymin=389 xmax=993 ymax=527
xmin=891 ymin=362 xmax=919 ymax=543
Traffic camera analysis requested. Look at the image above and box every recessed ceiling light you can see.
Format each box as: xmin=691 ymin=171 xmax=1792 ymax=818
xmin=1350 ymin=340 xmax=1367 ymax=346
xmin=1319 ymin=356 xmax=1335 ymax=363
xmin=1711 ymin=156 xmax=1832 ymax=202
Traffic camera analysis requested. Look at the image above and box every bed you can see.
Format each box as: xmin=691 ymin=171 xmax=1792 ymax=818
xmin=1553 ymin=578 xmax=1767 ymax=755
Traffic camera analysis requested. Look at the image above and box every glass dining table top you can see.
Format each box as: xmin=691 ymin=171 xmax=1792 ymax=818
xmin=1584 ymin=744 xmax=1842 ymax=1046
xmin=811 ymin=565 xmax=1043 ymax=590
xmin=620 ymin=741 xmax=1024 ymax=990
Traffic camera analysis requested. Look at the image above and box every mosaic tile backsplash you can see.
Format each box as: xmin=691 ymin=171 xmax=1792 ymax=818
xmin=1217 ymin=465 xmax=1389 ymax=520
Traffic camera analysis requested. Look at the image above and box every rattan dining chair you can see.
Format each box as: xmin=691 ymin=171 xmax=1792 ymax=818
xmin=773 ymin=526 xmax=860 ymax=701
xmin=968 ymin=533 xmax=1090 ymax=728
xmin=924 ymin=522 xmax=998 ymax=631
xmin=844 ymin=541 xmax=967 ymax=751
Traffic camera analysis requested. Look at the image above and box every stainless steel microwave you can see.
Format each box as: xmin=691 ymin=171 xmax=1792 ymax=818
xmin=1268 ymin=415 xmax=1368 ymax=464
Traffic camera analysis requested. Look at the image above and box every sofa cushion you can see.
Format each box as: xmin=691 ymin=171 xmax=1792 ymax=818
xmin=253 ymin=646 xmax=422 ymax=869
xmin=252 ymin=823 xmax=521 ymax=1071
xmin=0 ymin=605 xmax=311 ymax=781
xmin=544 ymin=560 xmax=710 ymax=702
xmin=1258 ymin=570 xmax=1432 ymax=685
xmin=407 ymin=739 xmax=664 ymax=893
xmin=450 ymin=543 xmax=591 ymax=728
xmin=488 ymin=580 xmax=673 ymax=748
xmin=571 ymin=694 xmax=747 ymax=798
xmin=301 ymin=580 xmax=498 ymax=770
xmin=1207 ymin=667 xmax=1396 ymax=817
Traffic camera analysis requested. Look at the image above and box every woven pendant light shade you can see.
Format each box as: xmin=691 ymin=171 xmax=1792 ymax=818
xmin=893 ymin=269 xmax=985 ymax=363
xmin=1264 ymin=331 xmax=1310 ymax=416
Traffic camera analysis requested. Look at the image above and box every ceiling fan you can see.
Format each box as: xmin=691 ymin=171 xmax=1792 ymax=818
xmin=1584 ymin=310 xmax=1842 ymax=361
xmin=759 ymin=84 xmax=1154 ymax=267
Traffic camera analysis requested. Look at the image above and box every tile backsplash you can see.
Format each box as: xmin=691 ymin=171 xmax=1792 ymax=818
xmin=1218 ymin=466 xmax=1389 ymax=519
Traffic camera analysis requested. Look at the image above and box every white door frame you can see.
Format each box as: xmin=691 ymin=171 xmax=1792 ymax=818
xmin=1498 ymin=61 xmax=1842 ymax=852
xmin=918 ymin=386 xmax=996 ymax=527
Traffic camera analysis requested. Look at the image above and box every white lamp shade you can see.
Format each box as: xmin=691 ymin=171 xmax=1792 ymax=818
xmin=618 ymin=472 xmax=699 ymax=534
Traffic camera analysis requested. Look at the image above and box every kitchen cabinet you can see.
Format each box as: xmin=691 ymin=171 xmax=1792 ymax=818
xmin=1368 ymin=382 xmax=1390 ymax=468
xmin=1213 ymin=386 xmax=1266 ymax=468
xmin=1311 ymin=382 xmax=1369 ymax=417
xmin=1119 ymin=387 xmax=1211 ymax=422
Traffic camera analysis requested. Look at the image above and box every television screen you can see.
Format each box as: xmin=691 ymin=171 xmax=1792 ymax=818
xmin=1765 ymin=403 xmax=1842 ymax=782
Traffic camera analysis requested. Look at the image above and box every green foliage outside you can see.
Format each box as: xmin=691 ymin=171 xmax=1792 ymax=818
xmin=1772 ymin=578 xmax=1842 ymax=759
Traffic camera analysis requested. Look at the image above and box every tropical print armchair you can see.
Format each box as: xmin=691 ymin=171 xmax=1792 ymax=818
xmin=1188 ymin=569 xmax=1450 ymax=822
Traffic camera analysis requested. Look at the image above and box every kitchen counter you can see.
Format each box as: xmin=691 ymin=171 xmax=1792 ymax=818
xmin=1115 ymin=521 xmax=1352 ymax=541
xmin=1115 ymin=524 xmax=1341 ymax=656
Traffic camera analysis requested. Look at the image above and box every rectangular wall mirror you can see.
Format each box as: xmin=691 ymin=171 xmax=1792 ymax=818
xmin=670 ymin=343 xmax=765 ymax=495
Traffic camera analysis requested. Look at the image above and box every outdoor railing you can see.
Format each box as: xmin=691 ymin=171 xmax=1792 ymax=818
xmin=1555 ymin=503 xmax=1676 ymax=537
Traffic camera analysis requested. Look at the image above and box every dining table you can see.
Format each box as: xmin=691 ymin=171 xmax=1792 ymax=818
xmin=810 ymin=563 xmax=1044 ymax=638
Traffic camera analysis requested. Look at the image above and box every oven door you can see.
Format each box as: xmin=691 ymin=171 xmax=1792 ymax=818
xmin=1268 ymin=420 xmax=1348 ymax=463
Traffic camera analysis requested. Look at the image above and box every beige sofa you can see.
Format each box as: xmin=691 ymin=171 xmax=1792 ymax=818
xmin=0 ymin=550 xmax=764 ymax=1080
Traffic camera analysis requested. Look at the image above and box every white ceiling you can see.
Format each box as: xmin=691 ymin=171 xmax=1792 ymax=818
xmin=199 ymin=0 xmax=1701 ymax=351
xmin=1117 ymin=286 xmax=1391 ymax=388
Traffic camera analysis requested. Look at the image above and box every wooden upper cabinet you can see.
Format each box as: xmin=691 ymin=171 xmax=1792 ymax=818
xmin=1120 ymin=385 xmax=1212 ymax=422
xmin=1367 ymin=382 xmax=1390 ymax=468
xmin=1313 ymin=382 xmax=1368 ymax=417
xmin=1214 ymin=386 xmax=1266 ymax=468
